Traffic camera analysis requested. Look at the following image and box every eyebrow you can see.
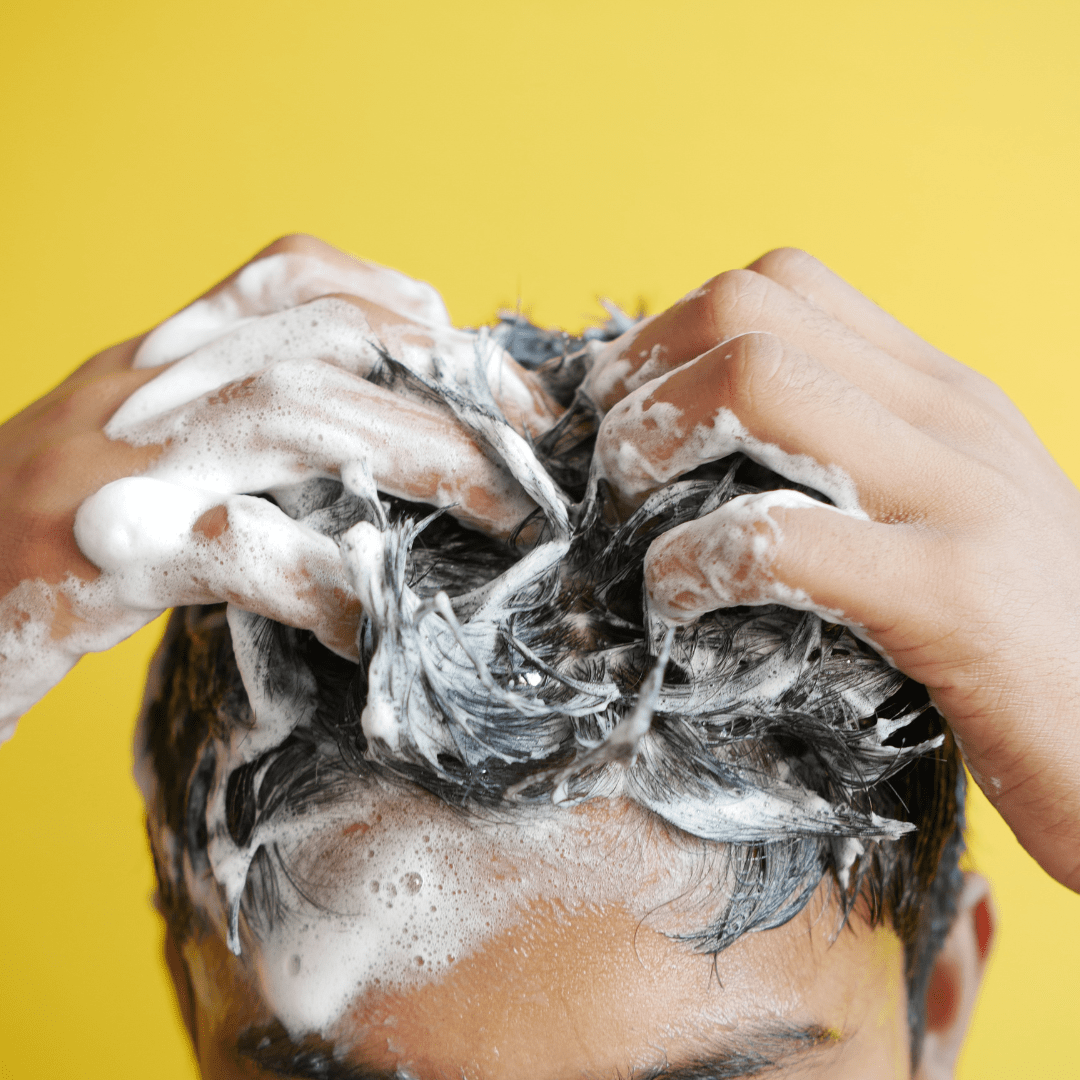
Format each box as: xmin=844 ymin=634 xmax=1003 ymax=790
xmin=237 ymin=1021 xmax=842 ymax=1080
xmin=236 ymin=1022 xmax=397 ymax=1079
xmin=631 ymin=1022 xmax=843 ymax=1079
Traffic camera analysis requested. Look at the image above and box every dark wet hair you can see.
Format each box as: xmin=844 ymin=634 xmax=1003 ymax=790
xmin=139 ymin=315 xmax=965 ymax=1064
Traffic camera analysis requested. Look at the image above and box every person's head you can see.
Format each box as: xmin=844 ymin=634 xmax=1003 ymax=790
xmin=138 ymin=317 xmax=993 ymax=1079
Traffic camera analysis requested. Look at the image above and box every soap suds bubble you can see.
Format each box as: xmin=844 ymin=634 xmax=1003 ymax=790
xmin=132 ymin=252 xmax=452 ymax=370
xmin=597 ymin=391 xmax=864 ymax=517
xmin=232 ymin=782 xmax=732 ymax=1040
xmin=1 ymin=248 xmax=564 ymax=739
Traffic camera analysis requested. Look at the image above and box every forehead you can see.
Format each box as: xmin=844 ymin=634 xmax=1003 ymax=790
xmin=236 ymin=784 xmax=728 ymax=1034
xmin=191 ymin=868 xmax=908 ymax=1079
xmin=198 ymin=784 xmax=910 ymax=1080
xmin=331 ymin=891 xmax=908 ymax=1080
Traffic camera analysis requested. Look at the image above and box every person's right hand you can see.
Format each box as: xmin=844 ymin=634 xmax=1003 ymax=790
xmin=0 ymin=235 xmax=550 ymax=740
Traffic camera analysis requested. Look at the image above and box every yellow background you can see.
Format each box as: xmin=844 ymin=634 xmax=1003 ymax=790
xmin=2 ymin=1 xmax=1078 ymax=1076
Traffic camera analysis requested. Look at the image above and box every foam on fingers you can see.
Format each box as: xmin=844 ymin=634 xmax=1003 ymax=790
xmin=643 ymin=489 xmax=918 ymax=671
xmin=644 ymin=490 xmax=860 ymax=624
xmin=110 ymin=297 xmax=383 ymax=428
xmin=594 ymin=337 xmax=866 ymax=518
xmin=74 ymin=477 xmax=359 ymax=656
xmin=111 ymin=359 xmax=538 ymax=538
xmin=133 ymin=252 xmax=451 ymax=368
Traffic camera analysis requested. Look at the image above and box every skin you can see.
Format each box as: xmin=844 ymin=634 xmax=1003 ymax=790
xmin=163 ymin=793 xmax=995 ymax=1079
xmin=583 ymin=251 xmax=1080 ymax=892
xmin=0 ymin=235 xmax=1056 ymax=1073
xmin=0 ymin=236 xmax=548 ymax=732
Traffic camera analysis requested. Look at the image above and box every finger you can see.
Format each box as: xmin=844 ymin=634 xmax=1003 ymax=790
xmin=582 ymin=257 xmax=1035 ymax=453
xmin=748 ymin=248 xmax=1044 ymax=448
xmin=250 ymin=234 xmax=451 ymax=327
xmin=584 ymin=269 xmax=830 ymax=410
xmin=594 ymin=331 xmax=964 ymax=520
xmin=116 ymin=294 xmax=558 ymax=440
xmin=133 ymin=234 xmax=450 ymax=368
xmin=642 ymin=491 xmax=930 ymax=652
xmin=590 ymin=297 xmax=1014 ymax=468
xmin=582 ymin=265 xmax=984 ymax=423
xmin=110 ymin=297 xmax=386 ymax=427
xmin=74 ymin=477 xmax=361 ymax=658
xmin=115 ymin=359 xmax=538 ymax=539
xmin=747 ymin=248 xmax=965 ymax=380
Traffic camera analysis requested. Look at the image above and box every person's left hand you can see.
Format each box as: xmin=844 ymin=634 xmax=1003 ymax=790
xmin=580 ymin=249 xmax=1080 ymax=892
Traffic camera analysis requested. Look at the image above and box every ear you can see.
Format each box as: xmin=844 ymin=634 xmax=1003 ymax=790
xmin=914 ymin=872 xmax=996 ymax=1079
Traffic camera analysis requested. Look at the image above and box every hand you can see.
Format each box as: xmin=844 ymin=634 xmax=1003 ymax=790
xmin=585 ymin=248 xmax=1080 ymax=892
xmin=0 ymin=235 xmax=550 ymax=738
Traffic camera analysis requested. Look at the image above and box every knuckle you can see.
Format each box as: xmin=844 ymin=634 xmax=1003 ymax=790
xmin=956 ymin=368 xmax=1016 ymax=414
xmin=593 ymin=407 xmax=625 ymax=472
xmin=257 ymin=232 xmax=335 ymax=259
xmin=701 ymin=268 xmax=772 ymax=333
xmin=41 ymin=387 xmax=89 ymax=430
xmin=259 ymin=356 xmax=326 ymax=391
xmin=84 ymin=335 xmax=145 ymax=371
xmin=746 ymin=246 xmax=821 ymax=282
xmin=720 ymin=331 xmax=789 ymax=406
